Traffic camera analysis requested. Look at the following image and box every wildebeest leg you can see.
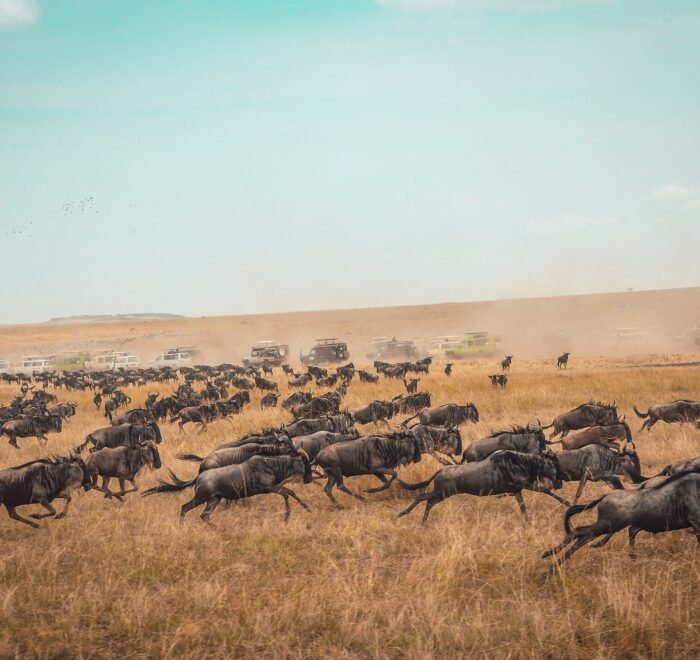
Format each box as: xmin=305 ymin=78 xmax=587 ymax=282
xmin=690 ymin=518 xmax=700 ymax=544
xmin=603 ymin=476 xmax=624 ymax=490
xmin=29 ymin=498 xmax=57 ymax=519
xmin=7 ymin=434 xmax=18 ymax=448
xmin=513 ymin=491 xmax=530 ymax=524
xmin=537 ymin=489 xmax=571 ymax=506
xmin=200 ymin=496 xmax=222 ymax=524
xmin=628 ymin=526 xmax=642 ymax=559
xmin=179 ymin=496 xmax=205 ymax=522
xmin=37 ymin=434 xmax=49 ymax=446
xmin=551 ymin=530 xmax=599 ymax=567
xmin=53 ymin=492 xmax=72 ymax=518
xmin=574 ymin=470 xmax=590 ymax=503
xmin=542 ymin=533 xmax=574 ymax=559
xmin=364 ymin=469 xmax=397 ymax=493
xmin=323 ymin=471 xmax=340 ymax=505
xmin=591 ymin=532 xmax=616 ymax=548
xmin=97 ymin=477 xmax=124 ymax=502
xmin=433 ymin=452 xmax=456 ymax=466
xmin=337 ymin=476 xmax=367 ymax=503
xmin=5 ymin=505 xmax=40 ymax=528
xmin=270 ymin=486 xmax=311 ymax=516
xmin=116 ymin=479 xmax=138 ymax=497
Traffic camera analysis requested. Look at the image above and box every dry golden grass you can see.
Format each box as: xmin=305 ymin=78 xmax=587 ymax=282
xmin=0 ymin=357 xmax=698 ymax=658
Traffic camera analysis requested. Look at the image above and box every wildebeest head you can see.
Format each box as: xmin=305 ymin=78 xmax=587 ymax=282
xmin=298 ymin=449 xmax=313 ymax=483
xmin=466 ymin=403 xmax=479 ymax=423
xmin=410 ymin=434 xmax=422 ymax=463
xmin=619 ymin=444 xmax=645 ymax=482
xmin=69 ymin=454 xmax=92 ymax=491
xmin=445 ymin=427 xmax=462 ymax=455
xmin=148 ymin=442 xmax=162 ymax=470
xmin=537 ymin=450 xmax=563 ymax=490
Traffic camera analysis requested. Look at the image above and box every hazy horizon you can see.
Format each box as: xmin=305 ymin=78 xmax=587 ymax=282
xmin=2 ymin=0 xmax=699 ymax=324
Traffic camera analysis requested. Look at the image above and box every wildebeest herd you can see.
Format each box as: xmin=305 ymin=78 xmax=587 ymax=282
xmin=0 ymin=356 xmax=698 ymax=569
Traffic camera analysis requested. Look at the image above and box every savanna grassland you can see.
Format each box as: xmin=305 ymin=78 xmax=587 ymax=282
xmin=0 ymin=357 xmax=698 ymax=658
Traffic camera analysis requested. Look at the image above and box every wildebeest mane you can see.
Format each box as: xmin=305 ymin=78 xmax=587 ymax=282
xmin=490 ymin=450 xmax=542 ymax=483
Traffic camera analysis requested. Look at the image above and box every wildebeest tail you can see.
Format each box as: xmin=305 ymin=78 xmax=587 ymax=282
xmin=143 ymin=469 xmax=196 ymax=496
xmin=176 ymin=453 xmax=204 ymax=463
xmin=396 ymin=472 xmax=438 ymax=491
xmin=564 ymin=497 xmax=604 ymax=534
xmin=73 ymin=435 xmax=92 ymax=453
xmin=632 ymin=405 xmax=649 ymax=418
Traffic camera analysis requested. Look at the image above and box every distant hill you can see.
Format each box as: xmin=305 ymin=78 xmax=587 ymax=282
xmin=47 ymin=313 xmax=184 ymax=323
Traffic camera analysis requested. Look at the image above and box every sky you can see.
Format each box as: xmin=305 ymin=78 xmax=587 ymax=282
xmin=1 ymin=0 xmax=699 ymax=324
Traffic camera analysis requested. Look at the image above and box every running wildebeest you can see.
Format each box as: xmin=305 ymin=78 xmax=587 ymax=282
xmin=554 ymin=444 xmax=647 ymax=503
xmin=260 ymin=393 xmax=279 ymax=409
xmin=397 ymin=450 xmax=566 ymax=525
xmin=653 ymin=455 xmax=700 ymax=477
xmin=557 ymin=352 xmax=570 ymax=369
xmin=144 ymin=453 xmax=313 ymax=523
xmin=0 ymin=455 xmax=91 ymax=527
xmin=444 ymin=363 xmax=453 ymax=377
xmin=282 ymin=413 xmax=356 ymax=438
xmin=255 ymin=376 xmax=278 ymax=392
xmin=402 ymin=402 xmax=479 ymax=428
xmin=172 ymin=404 xmax=222 ymax=431
xmin=291 ymin=431 xmax=356 ymax=464
xmin=176 ymin=441 xmax=296 ymax=473
xmin=282 ymin=391 xmax=312 ymax=409
xmin=633 ymin=399 xmax=700 ymax=432
xmin=93 ymin=392 xmax=102 ymax=410
xmin=553 ymin=420 xmax=634 ymax=451
xmin=74 ymin=421 xmax=162 ymax=453
xmin=408 ymin=425 xmax=462 ymax=464
xmin=402 ymin=378 xmax=420 ymax=394
xmin=288 ymin=374 xmax=313 ymax=388
xmin=316 ymin=432 xmax=422 ymax=504
xmin=545 ymin=402 xmax=618 ymax=439
xmin=1 ymin=414 xmax=63 ymax=448
xmin=111 ymin=408 xmax=155 ymax=426
xmin=145 ymin=392 xmax=159 ymax=410
xmin=543 ymin=472 xmax=700 ymax=566
xmin=47 ymin=402 xmax=78 ymax=420
xmin=392 ymin=392 xmax=432 ymax=415
xmin=489 ymin=374 xmax=508 ymax=388
xmin=85 ymin=441 xmax=161 ymax=501
xmin=350 ymin=400 xmax=395 ymax=426
xmin=502 ymin=355 xmax=513 ymax=371
xmin=358 ymin=370 xmax=379 ymax=384
xmin=462 ymin=425 xmax=547 ymax=463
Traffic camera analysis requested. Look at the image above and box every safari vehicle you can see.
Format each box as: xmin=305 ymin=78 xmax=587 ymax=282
xmin=56 ymin=351 xmax=90 ymax=372
xmin=427 ymin=336 xmax=461 ymax=358
xmin=0 ymin=358 xmax=10 ymax=374
xmin=15 ymin=355 xmax=54 ymax=375
xmin=242 ymin=340 xmax=290 ymax=367
xmin=446 ymin=332 xmax=500 ymax=360
xmin=88 ymin=350 xmax=140 ymax=371
xmin=366 ymin=337 xmax=419 ymax=360
xmin=301 ymin=338 xmax=349 ymax=366
xmin=152 ymin=346 xmax=197 ymax=367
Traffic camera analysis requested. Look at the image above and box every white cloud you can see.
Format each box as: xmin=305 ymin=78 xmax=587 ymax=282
xmin=526 ymin=213 xmax=619 ymax=236
xmin=0 ymin=0 xmax=40 ymax=28
xmin=651 ymin=184 xmax=694 ymax=200
xmin=377 ymin=0 xmax=608 ymax=11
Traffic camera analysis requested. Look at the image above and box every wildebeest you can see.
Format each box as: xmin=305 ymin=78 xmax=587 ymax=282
xmin=177 ymin=441 xmax=295 ymax=473
xmin=282 ymin=413 xmax=356 ymax=438
xmin=545 ymin=402 xmax=618 ymax=439
xmin=48 ymin=402 xmax=78 ymax=419
xmin=171 ymin=404 xmax=223 ymax=431
xmin=557 ymin=352 xmax=570 ymax=369
xmin=350 ymin=400 xmax=395 ymax=426
xmin=316 ymin=432 xmax=422 ymax=504
xmin=444 ymin=363 xmax=453 ymax=377
xmin=502 ymin=355 xmax=513 ymax=371
xmin=358 ymin=370 xmax=379 ymax=384
xmin=489 ymin=374 xmax=508 ymax=388
xmin=0 ymin=456 xmax=91 ymax=527
xmin=633 ymin=399 xmax=700 ymax=432
xmin=282 ymin=391 xmax=312 ymax=409
xmin=462 ymin=425 xmax=547 ymax=463
xmin=85 ymin=441 xmax=161 ymax=501
xmin=74 ymin=421 xmax=162 ymax=453
xmin=111 ymin=408 xmax=155 ymax=427
xmin=543 ymin=472 xmax=700 ymax=566
xmin=397 ymin=450 xmax=566 ymax=525
xmin=288 ymin=374 xmax=313 ymax=388
xmin=93 ymin=392 xmax=102 ymax=409
xmin=291 ymin=392 xmax=341 ymax=419
xmin=402 ymin=378 xmax=419 ymax=394
xmin=145 ymin=392 xmax=159 ymax=410
xmin=291 ymin=431 xmax=355 ymax=463
xmin=392 ymin=392 xmax=431 ymax=415
xmin=144 ymin=453 xmax=313 ymax=523
xmin=554 ymin=420 xmax=633 ymax=451
xmin=653 ymin=455 xmax=700 ymax=477
xmin=1 ymin=414 xmax=63 ymax=448
xmin=408 ymin=425 xmax=462 ymax=463
xmin=260 ymin=393 xmax=279 ymax=409
xmin=255 ymin=376 xmax=278 ymax=392
xmin=402 ymin=403 xmax=479 ymax=428
xmin=554 ymin=444 xmax=647 ymax=502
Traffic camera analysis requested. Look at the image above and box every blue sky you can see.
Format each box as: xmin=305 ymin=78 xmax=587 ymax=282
xmin=1 ymin=0 xmax=699 ymax=324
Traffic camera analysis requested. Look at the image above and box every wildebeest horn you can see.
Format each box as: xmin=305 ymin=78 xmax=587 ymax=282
xmin=296 ymin=448 xmax=310 ymax=462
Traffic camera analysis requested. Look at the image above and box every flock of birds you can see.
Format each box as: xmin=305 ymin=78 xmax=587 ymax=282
xmin=0 ymin=353 xmax=698 ymax=571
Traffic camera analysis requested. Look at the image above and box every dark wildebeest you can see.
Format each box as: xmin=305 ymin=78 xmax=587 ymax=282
xmin=144 ymin=453 xmax=313 ymax=523
xmin=93 ymin=392 xmax=102 ymax=410
xmin=85 ymin=441 xmax=161 ymax=501
xmin=172 ymin=404 xmax=222 ymax=431
xmin=545 ymin=402 xmax=618 ymax=439
xmin=555 ymin=420 xmax=634 ymax=451
xmin=260 ymin=393 xmax=279 ymax=409
xmin=317 ymin=374 xmax=339 ymax=388
xmin=0 ymin=456 xmax=91 ymax=527
xmin=291 ymin=393 xmax=341 ymax=419
xmin=316 ymin=432 xmax=422 ymax=504
xmin=307 ymin=365 xmax=328 ymax=379
xmin=653 ymin=455 xmax=700 ymax=477
xmin=462 ymin=425 xmax=548 ymax=463
xmin=501 ymin=355 xmax=513 ymax=371
xmin=358 ymin=370 xmax=379 ymax=384
xmin=151 ymin=396 xmax=185 ymax=423
xmin=444 ymin=363 xmax=453 ymax=377
xmin=282 ymin=391 xmax=312 ymax=409
xmin=291 ymin=431 xmax=355 ymax=463
xmin=47 ymin=402 xmax=78 ymax=420
xmin=408 ymin=425 xmax=462 ymax=464
xmin=489 ymin=374 xmax=508 ymax=388
xmin=397 ymin=450 xmax=566 ymax=525
xmin=255 ymin=376 xmax=278 ymax=392
xmin=392 ymin=392 xmax=431 ymax=415
xmin=554 ymin=444 xmax=647 ymax=503
xmin=1 ymin=414 xmax=63 ymax=448
xmin=177 ymin=441 xmax=296 ymax=473
xmin=633 ymin=399 xmax=700 ymax=432
xmin=350 ymin=400 xmax=395 ymax=426
xmin=557 ymin=352 xmax=570 ymax=369
xmin=402 ymin=378 xmax=419 ymax=394
xmin=288 ymin=374 xmax=313 ymax=388
xmin=543 ymin=472 xmax=700 ymax=566
xmin=282 ymin=413 xmax=356 ymax=438
xmin=402 ymin=403 xmax=479 ymax=428
xmin=145 ymin=392 xmax=159 ymax=411
xmin=74 ymin=422 xmax=162 ymax=453
xmin=111 ymin=408 xmax=155 ymax=427
xmin=282 ymin=364 xmax=294 ymax=376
